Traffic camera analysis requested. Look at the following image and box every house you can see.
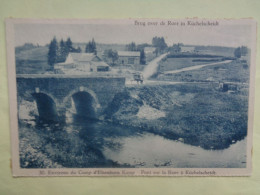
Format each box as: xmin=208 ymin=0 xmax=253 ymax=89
xmin=219 ymin=82 xmax=238 ymax=92
xmin=117 ymin=51 xmax=140 ymax=65
xmin=180 ymin=46 xmax=195 ymax=53
xmin=54 ymin=53 xmax=110 ymax=73
xmin=144 ymin=47 xmax=156 ymax=54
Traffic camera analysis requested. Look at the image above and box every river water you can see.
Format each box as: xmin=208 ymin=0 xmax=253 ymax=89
xmin=19 ymin=109 xmax=247 ymax=168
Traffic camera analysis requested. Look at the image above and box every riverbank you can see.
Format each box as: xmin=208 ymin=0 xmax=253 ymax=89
xmin=18 ymin=120 xmax=132 ymax=168
xmin=104 ymin=83 xmax=249 ymax=150
xmin=17 ymin=83 xmax=249 ymax=168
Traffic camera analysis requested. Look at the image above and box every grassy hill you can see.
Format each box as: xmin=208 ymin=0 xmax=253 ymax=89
xmin=73 ymin=43 xmax=126 ymax=51
xmin=16 ymin=46 xmax=50 ymax=74
xmin=194 ymin=45 xmax=236 ymax=57
xmin=15 ymin=43 xmax=127 ymax=74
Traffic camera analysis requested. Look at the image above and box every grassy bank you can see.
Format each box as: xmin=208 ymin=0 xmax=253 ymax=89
xmin=104 ymin=83 xmax=249 ymax=150
xmin=19 ymin=121 xmax=125 ymax=168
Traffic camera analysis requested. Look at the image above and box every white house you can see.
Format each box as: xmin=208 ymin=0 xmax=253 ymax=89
xmin=54 ymin=53 xmax=110 ymax=73
xmin=117 ymin=51 xmax=140 ymax=65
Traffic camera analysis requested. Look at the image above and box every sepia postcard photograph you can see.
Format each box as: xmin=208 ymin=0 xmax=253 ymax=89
xmin=6 ymin=18 xmax=256 ymax=176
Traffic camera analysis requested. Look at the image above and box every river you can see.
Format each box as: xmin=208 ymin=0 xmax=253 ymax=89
xmin=19 ymin=111 xmax=247 ymax=168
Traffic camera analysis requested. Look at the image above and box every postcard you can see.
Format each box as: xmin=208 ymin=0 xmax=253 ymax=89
xmin=6 ymin=18 xmax=256 ymax=176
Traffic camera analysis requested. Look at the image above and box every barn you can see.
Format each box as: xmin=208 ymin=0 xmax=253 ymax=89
xmin=54 ymin=53 xmax=110 ymax=73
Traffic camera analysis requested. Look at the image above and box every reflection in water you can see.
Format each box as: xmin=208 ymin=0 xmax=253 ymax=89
xmin=103 ymin=133 xmax=246 ymax=168
xmin=19 ymin=112 xmax=247 ymax=168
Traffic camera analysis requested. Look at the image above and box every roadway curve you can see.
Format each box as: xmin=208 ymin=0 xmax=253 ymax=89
xmin=142 ymin=53 xmax=169 ymax=80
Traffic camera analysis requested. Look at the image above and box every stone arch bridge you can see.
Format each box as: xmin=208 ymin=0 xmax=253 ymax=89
xmin=16 ymin=74 xmax=125 ymax=121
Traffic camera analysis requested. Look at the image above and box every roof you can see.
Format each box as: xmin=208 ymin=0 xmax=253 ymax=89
xmin=69 ymin=53 xmax=97 ymax=62
xmin=118 ymin=51 xmax=140 ymax=57
xmin=61 ymin=53 xmax=109 ymax=67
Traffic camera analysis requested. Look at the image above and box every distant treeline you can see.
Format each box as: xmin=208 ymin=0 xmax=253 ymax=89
xmin=15 ymin=43 xmax=40 ymax=54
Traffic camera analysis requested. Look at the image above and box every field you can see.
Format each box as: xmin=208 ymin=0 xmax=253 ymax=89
xmin=194 ymin=45 xmax=236 ymax=57
xmin=157 ymin=60 xmax=249 ymax=83
xmin=16 ymin=46 xmax=50 ymax=74
xmin=159 ymin=57 xmax=223 ymax=72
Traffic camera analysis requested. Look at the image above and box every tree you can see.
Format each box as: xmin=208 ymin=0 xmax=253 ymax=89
xmin=155 ymin=48 xmax=159 ymax=57
xmin=140 ymin=49 xmax=146 ymax=65
xmin=57 ymin=39 xmax=68 ymax=62
xmin=172 ymin=43 xmax=181 ymax=53
xmin=240 ymin=46 xmax=248 ymax=56
xmin=126 ymin=42 xmax=137 ymax=51
xmin=75 ymin=46 xmax=82 ymax=53
xmin=104 ymin=49 xmax=118 ymax=65
xmin=48 ymin=37 xmax=80 ymax=65
xmin=137 ymin=43 xmax=150 ymax=51
xmin=85 ymin=41 xmax=92 ymax=53
xmin=234 ymin=47 xmax=241 ymax=58
xmin=85 ymin=38 xmax=97 ymax=54
xmin=91 ymin=38 xmax=96 ymax=54
xmin=48 ymin=37 xmax=58 ymax=66
xmin=65 ymin=37 xmax=74 ymax=52
xmin=152 ymin=36 xmax=167 ymax=53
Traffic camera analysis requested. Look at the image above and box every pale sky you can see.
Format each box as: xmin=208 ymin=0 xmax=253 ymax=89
xmin=14 ymin=21 xmax=253 ymax=48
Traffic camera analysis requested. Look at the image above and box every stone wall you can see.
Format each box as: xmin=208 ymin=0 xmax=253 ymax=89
xmin=16 ymin=74 xmax=125 ymax=120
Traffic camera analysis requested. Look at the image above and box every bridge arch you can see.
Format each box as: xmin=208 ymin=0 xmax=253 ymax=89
xmin=63 ymin=87 xmax=100 ymax=119
xmin=31 ymin=91 xmax=59 ymax=121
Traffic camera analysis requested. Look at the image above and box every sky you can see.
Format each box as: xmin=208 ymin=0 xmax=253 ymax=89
xmin=14 ymin=20 xmax=254 ymax=48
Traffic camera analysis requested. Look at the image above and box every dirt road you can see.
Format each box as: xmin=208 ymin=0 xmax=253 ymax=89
xmin=142 ymin=53 xmax=168 ymax=80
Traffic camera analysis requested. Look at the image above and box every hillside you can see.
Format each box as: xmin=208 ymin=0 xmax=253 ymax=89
xmin=194 ymin=45 xmax=236 ymax=57
xmin=16 ymin=46 xmax=50 ymax=74
xmin=15 ymin=43 xmax=127 ymax=74
xmin=73 ymin=43 xmax=127 ymax=53
xmin=104 ymin=83 xmax=248 ymax=150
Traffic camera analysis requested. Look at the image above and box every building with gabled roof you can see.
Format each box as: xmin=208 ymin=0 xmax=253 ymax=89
xmin=54 ymin=53 xmax=110 ymax=74
xmin=117 ymin=51 xmax=140 ymax=65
